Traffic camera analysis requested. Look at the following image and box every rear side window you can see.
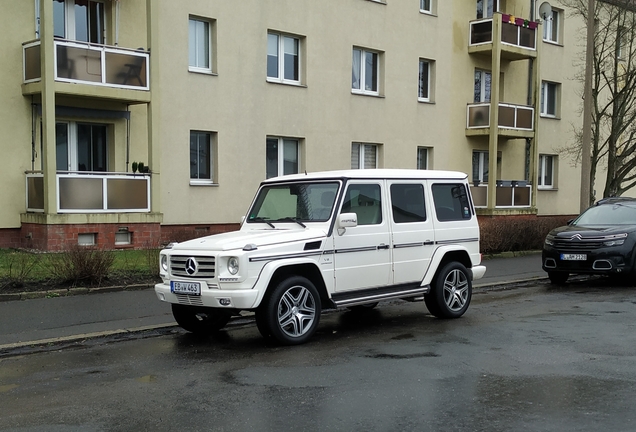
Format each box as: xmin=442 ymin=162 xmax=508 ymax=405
xmin=432 ymin=183 xmax=472 ymax=221
xmin=390 ymin=183 xmax=426 ymax=223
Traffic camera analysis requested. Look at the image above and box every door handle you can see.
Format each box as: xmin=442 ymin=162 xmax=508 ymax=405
xmin=377 ymin=244 xmax=389 ymax=250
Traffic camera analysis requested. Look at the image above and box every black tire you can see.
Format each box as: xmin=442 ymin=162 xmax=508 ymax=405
xmin=255 ymin=306 xmax=272 ymax=340
xmin=548 ymin=271 xmax=569 ymax=285
xmin=347 ymin=302 xmax=379 ymax=312
xmin=171 ymin=304 xmax=231 ymax=334
xmin=425 ymin=261 xmax=472 ymax=319
xmin=261 ymin=276 xmax=321 ymax=345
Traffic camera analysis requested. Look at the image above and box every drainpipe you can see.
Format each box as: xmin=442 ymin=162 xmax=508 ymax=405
xmin=126 ymin=104 xmax=130 ymax=172
xmin=526 ymin=0 xmax=537 ymax=182
xmin=115 ymin=0 xmax=120 ymax=46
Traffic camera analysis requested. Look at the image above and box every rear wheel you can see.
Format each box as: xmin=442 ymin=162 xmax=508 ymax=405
xmin=171 ymin=304 xmax=232 ymax=334
xmin=548 ymin=271 xmax=569 ymax=285
xmin=261 ymin=276 xmax=321 ymax=345
xmin=425 ymin=262 xmax=472 ymax=319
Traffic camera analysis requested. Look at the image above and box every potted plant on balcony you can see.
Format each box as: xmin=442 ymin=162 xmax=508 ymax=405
xmin=132 ymin=161 xmax=138 ymax=173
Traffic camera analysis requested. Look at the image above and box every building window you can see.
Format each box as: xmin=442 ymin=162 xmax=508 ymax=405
xmin=474 ymin=69 xmax=492 ymax=103
xmin=352 ymin=48 xmax=380 ymax=95
xmin=417 ymin=147 xmax=430 ymax=169
xmin=542 ymin=9 xmax=561 ymax=44
xmin=267 ymin=32 xmax=300 ymax=84
xmin=472 ymin=151 xmax=489 ymax=183
xmin=40 ymin=0 xmax=105 ymax=43
xmin=538 ymin=154 xmax=555 ymax=188
xmin=541 ymin=81 xmax=559 ymax=117
xmin=55 ymin=122 xmax=108 ymax=172
xmin=476 ymin=0 xmax=499 ymax=19
xmin=419 ymin=59 xmax=433 ymax=102
xmin=78 ymin=233 xmax=96 ymax=246
xmin=420 ymin=0 xmax=433 ymax=14
xmin=115 ymin=230 xmax=132 ymax=245
xmin=189 ymin=17 xmax=212 ymax=73
xmin=617 ymin=26 xmax=627 ymax=60
xmin=351 ymin=143 xmax=378 ymax=169
xmin=266 ymin=137 xmax=299 ymax=179
xmin=190 ymin=131 xmax=216 ymax=184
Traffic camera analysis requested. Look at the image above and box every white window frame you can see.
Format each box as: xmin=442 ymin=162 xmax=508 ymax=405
xmin=541 ymin=81 xmax=559 ymax=118
xmin=474 ymin=69 xmax=492 ymax=103
xmin=267 ymin=32 xmax=301 ymax=85
xmin=39 ymin=0 xmax=106 ymax=43
xmin=472 ymin=151 xmax=489 ymax=183
xmin=189 ymin=131 xmax=216 ymax=185
xmin=352 ymin=48 xmax=380 ymax=96
xmin=538 ymin=154 xmax=555 ymax=189
xmin=477 ymin=0 xmax=499 ymax=19
xmin=542 ymin=9 xmax=561 ymax=44
xmin=420 ymin=0 xmax=433 ymax=14
xmin=417 ymin=147 xmax=430 ymax=169
xmin=418 ymin=59 xmax=432 ymax=102
xmin=55 ymin=121 xmax=108 ymax=172
xmin=189 ymin=17 xmax=213 ymax=73
xmin=266 ymin=137 xmax=300 ymax=179
xmin=351 ymin=143 xmax=379 ymax=169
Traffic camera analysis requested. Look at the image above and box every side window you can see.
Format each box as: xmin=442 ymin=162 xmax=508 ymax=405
xmin=432 ymin=183 xmax=472 ymax=221
xmin=342 ymin=183 xmax=383 ymax=225
xmin=391 ymin=184 xmax=426 ymax=223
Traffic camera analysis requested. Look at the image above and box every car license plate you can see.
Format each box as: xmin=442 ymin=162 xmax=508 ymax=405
xmin=171 ymin=281 xmax=201 ymax=295
xmin=560 ymin=254 xmax=587 ymax=261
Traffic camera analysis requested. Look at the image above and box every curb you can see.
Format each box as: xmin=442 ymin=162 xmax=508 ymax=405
xmin=0 ymin=283 xmax=155 ymax=303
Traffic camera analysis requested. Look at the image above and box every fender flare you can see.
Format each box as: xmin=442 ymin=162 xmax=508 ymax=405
xmin=421 ymin=245 xmax=471 ymax=286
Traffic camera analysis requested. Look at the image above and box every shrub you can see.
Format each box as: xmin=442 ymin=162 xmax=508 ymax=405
xmin=2 ymin=250 xmax=41 ymax=288
xmin=479 ymin=215 xmax=573 ymax=255
xmin=46 ymin=245 xmax=115 ymax=286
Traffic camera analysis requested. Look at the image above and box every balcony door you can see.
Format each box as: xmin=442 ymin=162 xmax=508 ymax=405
xmin=56 ymin=122 xmax=108 ymax=172
xmin=476 ymin=0 xmax=500 ymax=19
xmin=474 ymin=69 xmax=492 ymax=103
xmin=49 ymin=0 xmax=105 ymax=43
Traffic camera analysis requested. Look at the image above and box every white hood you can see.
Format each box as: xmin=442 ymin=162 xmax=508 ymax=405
xmin=169 ymin=227 xmax=328 ymax=252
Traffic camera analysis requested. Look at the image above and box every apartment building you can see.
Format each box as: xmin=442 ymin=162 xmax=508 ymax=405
xmin=0 ymin=0 xmax=583 ymax=250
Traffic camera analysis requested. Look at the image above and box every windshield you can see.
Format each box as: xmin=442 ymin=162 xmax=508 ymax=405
xmin=573 ymin=203 xmax=636 ymax=226
xmin=247 ymin=181 xmax=340 ymax=223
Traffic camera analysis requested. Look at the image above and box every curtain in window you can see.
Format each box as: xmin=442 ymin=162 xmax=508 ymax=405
xmin=417 ymin=148 xmax=428 ymax=170
xmin=189 ymin=20 xmax=210 ymax=68
xmin=365 ymin=52 xmax=378 ymax=92
xmin=363 ymin=145 xmax=376 ymax=168
xmin=419 ymin=61 xmax=429 ymax=99
xmin=352 ymin=49 xmax=361 ymax=89
xmin=267 ymin=34 xmax=279 ymax=78
xmin=190 ymin=132 xmax=211 ymax=180
xmin=283 ymin=139 xmax=298 ymax=175
xmin=283 ymin=37 xmax=299 ymax=81
xmin=266 ymin=138 xmax=279 ymax=179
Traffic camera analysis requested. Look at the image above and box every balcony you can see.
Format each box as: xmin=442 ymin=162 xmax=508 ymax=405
xmin=469 ymin=15 xmax=538 ymax=61
xmin=470 ymin=181 xmax=531 ymax=208
xmin=26 ymin=172 xmax=151 ymax=214
xmin=22 ymin=39 xmax=150 ymax=103
xmin=466 ymin=102 xmax=534 ymax=138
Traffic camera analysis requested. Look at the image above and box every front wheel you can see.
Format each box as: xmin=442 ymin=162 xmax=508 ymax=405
xmin=425 ymin=262 xmax=472 ymax=319
xmin=261 ymin=276 xmax=321 ymax=345
xmin=171 ymin=304 xmax=232 ymax=335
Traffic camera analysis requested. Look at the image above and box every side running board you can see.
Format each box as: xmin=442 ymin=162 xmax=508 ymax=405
xmin=331 ymin=283 xmax=430 ymax=308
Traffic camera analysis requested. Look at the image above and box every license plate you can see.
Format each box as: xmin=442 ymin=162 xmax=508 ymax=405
xmin=560 ymin=254 xmax=587 ymax=261
xmin=171 ymin=281 xmax=201 ymax=295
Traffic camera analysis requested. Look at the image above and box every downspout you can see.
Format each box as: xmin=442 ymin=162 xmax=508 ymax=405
xmin=126 ymin=104 xmax=130 ymax=172
xmin=115 ymin=0 xmax=120 ymax=46
xmin=31 ymin=96 xmax=36 ymax=171
xmin=526 ymin=0 xmax=537 ymax=181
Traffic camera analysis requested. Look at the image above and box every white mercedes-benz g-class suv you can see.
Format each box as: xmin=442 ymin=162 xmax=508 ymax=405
xmin=155 ymin=169 xmax=486 ymax=345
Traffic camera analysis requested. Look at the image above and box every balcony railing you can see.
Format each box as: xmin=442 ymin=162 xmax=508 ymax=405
xmin=23 ymin=39 xmax=149 ymax=90
xmin=467 ymin=102 xmax=534 ymax=131
xmin=26 ymin=172 xmax=151 ymax=214
xmin=470 ymin=182 xmax=531 ymax=208
xmin=469 ymin=16 xmax=537 ymax=51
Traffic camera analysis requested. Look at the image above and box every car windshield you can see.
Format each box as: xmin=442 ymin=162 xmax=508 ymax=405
xmin=573 ymin=203 xmax=636 ymax=226
xmin=247 ymin=181 xmax=340 ymax=223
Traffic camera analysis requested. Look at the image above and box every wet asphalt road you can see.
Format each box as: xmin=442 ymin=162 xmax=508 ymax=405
xmin=1 ymin=278 xmax=636 ymax=432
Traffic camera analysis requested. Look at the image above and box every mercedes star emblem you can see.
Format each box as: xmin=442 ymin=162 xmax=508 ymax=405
xmin=185 ymin=257 xmax=198 ymax=275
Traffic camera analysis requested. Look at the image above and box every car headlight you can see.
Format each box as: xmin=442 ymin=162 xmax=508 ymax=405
xmin=161 ymin=254 xmax=169 ymax=272
xmin=227 ymin=257 xmax=239 ymax=275
xmin=544 ymin=236 xmax=554 ymax=246
xmin=602 ymin=233 xmax=628 ymax=247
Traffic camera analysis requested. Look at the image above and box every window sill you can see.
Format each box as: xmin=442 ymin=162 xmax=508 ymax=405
xmin=418 ymin=98 xmax=434 ymax=104
xmin=538 ymin=186 xmax=557 ymax=191
xmin=419 ymin=10 xmax=436 ymax=16
xmin=351 ymin=90 xmax=384 ymax=98
xmin=188 ymin=68 xmax=217 ymax=76
xmin=367 ymin=0 xmax=387 ymax=4
xmin=189 ymin=181 xmax=219 ymax=187
xmin=266 ymin=79 xmax=307 ymax=88
xmin=542 ymin=40 xmax=563 ymax=48
xmin=540 ymin=114 xmax=560 ymax=120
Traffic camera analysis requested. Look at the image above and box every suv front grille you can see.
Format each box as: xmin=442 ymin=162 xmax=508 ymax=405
xmin=553 ymin=238 xmax=603 ymax=251
xmin=170 ymin=255 xmax=215 ymax=278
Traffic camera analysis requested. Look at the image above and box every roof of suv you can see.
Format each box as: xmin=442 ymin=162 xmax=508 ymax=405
xmin=595 ymin=197 xmax=636 ymax=206
xmin=263 ymin=169 xmax=469 ymax=183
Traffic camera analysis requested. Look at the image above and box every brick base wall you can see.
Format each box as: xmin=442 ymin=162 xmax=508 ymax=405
xmin=0 ymin=222 xmax=241 ymax=251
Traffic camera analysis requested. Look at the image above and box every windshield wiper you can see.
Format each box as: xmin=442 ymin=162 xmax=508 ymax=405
xmin=277 ymin=217 xmax=306 ymax=228
xmin=249 ymin=217 xmax=275 ymax=228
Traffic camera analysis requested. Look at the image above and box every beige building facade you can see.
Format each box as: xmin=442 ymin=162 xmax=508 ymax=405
xmin=0 ymin=0 xmax=585 ymax=250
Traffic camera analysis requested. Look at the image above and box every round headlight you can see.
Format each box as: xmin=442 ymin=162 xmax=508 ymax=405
xmin=161 ymin=255 xmax=169 ymax=272
xmin=228 ymin=257 xmax=239 ymax=275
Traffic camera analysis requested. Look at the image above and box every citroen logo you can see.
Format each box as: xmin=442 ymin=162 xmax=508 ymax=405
xmin=185 ymin=257 xmax=198 ymax=275
xmin=569 ymin=234 xmax=583 ymax=241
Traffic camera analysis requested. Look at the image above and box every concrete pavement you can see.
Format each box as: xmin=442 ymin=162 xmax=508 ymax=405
xmin=0 ymin=253 xmax=545 ymax=350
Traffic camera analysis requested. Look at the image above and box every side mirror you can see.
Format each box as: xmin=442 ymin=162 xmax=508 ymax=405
xmin=337 ymin=213 xmax=357 ymax=235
